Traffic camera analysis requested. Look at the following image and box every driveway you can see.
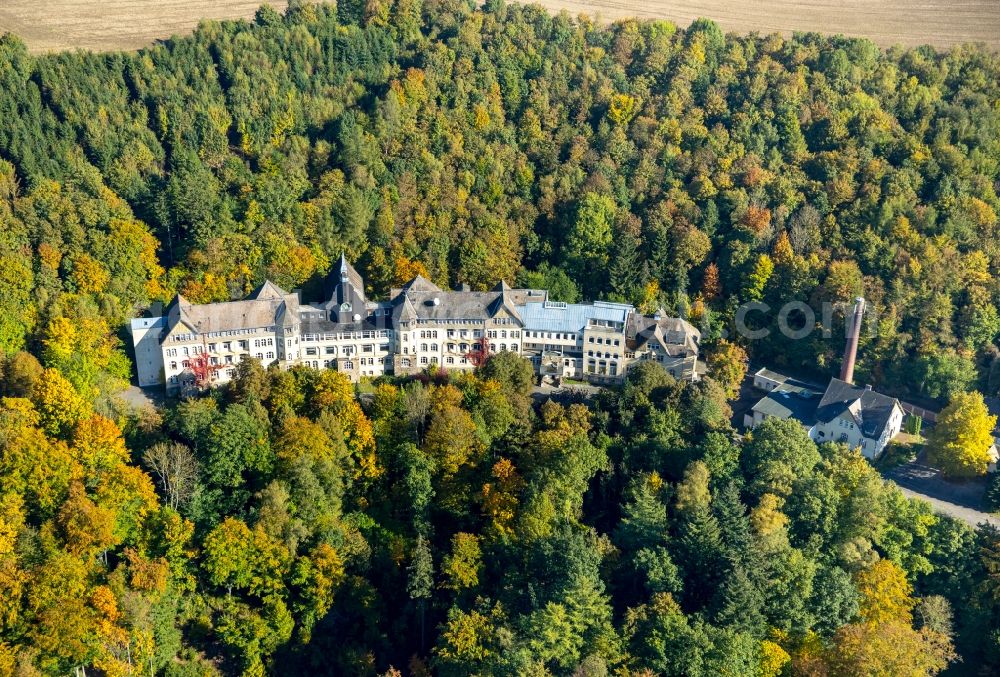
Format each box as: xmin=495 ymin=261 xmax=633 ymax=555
xmin=884 ymin=450 xmax=999 ymax=528
xmin=891 ymin=485 xmax=1000 ymax=528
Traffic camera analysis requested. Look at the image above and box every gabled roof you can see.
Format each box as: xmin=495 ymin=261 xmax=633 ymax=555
xmin=393 ymin=295 xmax=418 ymax=323
xmin=396 ymin=275 xmax=442 ymax=295
xmin=815 ymin=378 xmax=901 ymax=439
xmin=627 ymin=312 xmax=700 ymax=355
xmin=392 ymin=288 xmax=522 ymax=323
xmin=164 ymin=285 xmax=300 ymax=336
xmin=248 ymin=280 xmax=289 ymax=301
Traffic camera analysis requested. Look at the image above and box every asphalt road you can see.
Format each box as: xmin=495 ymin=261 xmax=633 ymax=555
xmin=892 ymin=485 xmax=1000 ymax=529
xmin=884 ymin=450 xmax=999 ymax=528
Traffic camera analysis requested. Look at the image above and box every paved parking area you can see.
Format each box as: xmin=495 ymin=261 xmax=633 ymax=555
xmin=118 ymin=384 xmax=165 ymax=410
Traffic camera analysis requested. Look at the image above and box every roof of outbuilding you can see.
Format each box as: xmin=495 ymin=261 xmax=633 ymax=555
xmin=815 ymin=378 xmax=901 ymax=439
xmin=753 ymin=367 xmax=824 ymax=392
xmin=752 ymin=388 xmax=822 ymax=427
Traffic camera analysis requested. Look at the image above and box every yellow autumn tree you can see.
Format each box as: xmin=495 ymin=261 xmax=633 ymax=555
xmin=292 ymin=542 xmax=345 ymax=642
xmin=481 ymin=458 xmax=523 ymax=539
xmin=58 ymin=482 xmax=118 ymax=557
xmin=760 ymin=640 xmax=790 ymax=677
xmin=855 ymin=559 xmax=915 ymax=626
xmin=441 ymin=533 xmax=482 ymax=590
xmin=311 ymin=370 xmax=380 ymax=479
xmin=71 ymin=253 xmax=111 ymax=294
xmin=72 ymin=414 xmax=130 ymax=479
xmin=707 ymin=340 xmax=748 ymax=399
xmin=927 ymin=391 xmax=998 ymax=478
xmin=0 ymin=397 xmax=83 ymax=515
xmin=827 ymin=619 xmax=955 ymax=676
xmin=424 ymin=384 xmax=481 ymax=477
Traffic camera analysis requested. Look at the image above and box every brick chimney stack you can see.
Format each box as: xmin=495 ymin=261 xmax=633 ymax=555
xmin=840 ymin=297 xmax=865 ymax=384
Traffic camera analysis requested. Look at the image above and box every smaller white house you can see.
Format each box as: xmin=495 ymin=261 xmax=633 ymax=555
xmin=809 ymin=378 xmax=904 ymax=460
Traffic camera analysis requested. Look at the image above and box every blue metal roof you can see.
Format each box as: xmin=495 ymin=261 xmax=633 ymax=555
xmin=517 ymin=301 xmax=633 ymax=333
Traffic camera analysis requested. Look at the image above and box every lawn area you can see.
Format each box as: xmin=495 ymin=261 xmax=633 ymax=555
xmin=877 ymin=434 xmax=923 ymax=470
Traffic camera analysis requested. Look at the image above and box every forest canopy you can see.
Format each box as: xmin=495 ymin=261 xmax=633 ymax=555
xmin=2 ymin=1 xmax=1000 ymax=675
xmin=0 ymin=0 xmax=999 ymax=399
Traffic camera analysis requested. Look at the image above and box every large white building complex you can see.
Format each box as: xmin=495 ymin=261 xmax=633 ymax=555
xmin=131 ymin=256 xmax=701 ymax=394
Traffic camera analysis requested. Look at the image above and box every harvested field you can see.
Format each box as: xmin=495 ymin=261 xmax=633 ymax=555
xmin=0 ymin=0 xmax=289 ymax=53
xmin=522 ymin=0 xmax=1000 ymax=50
xmin=0 ymin=0 xmax=997 ymax=53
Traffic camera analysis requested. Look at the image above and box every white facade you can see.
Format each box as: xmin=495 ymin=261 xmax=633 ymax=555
xmin=130 ymin=316 xmax=167 ymax=387
xmin=130 ymin=258 xmax=700 ymax=393
xmin=808 ymin=380 xmax=905 ymax=460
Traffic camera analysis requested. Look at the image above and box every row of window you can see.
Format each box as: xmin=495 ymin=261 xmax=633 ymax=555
xmin=200 ymin=327 xmax=274 ymax=338
xmin=168 ymin=339 xmax=276 ymax=356
xmin=302 ymin=357 xmax=387 ymax=370
xmin=407 ymin=329 xmax=484 ymax=341
xmin=173 ymin=327 xmax=273 ymax=342
xmin=525 ymin=330 xmax=576 ymax=340
xmin=165 ymin=345 xmax=206 ymax=357
xmin=589 ymin=336 xmax=620 ymax=346
xmin=405 ymin=343 xmax=519 ymax=354
xmin=168 ymin=367 xmax=238 ymax=385
xmin=303 ymin=343 xmax=391 ymax=357
xmin=401 ymin=356 xmax=472 ymax=368
xmin=302 ymin=330 xmax=390 ymax=342
xmin=486 ymin=330 xmax=519 ymax=339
